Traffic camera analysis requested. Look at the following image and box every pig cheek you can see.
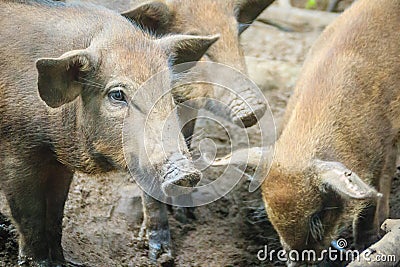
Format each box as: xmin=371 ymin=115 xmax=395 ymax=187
xmin=99 ymin=106 xmax=127 ymax=164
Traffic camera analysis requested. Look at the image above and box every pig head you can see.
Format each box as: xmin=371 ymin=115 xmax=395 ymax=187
xmin=37 ymin=33 xmax=219 ymax=196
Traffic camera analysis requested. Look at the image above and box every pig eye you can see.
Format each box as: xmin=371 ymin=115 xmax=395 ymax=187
xmin=108 ymin=88 xmax=127 ymax=104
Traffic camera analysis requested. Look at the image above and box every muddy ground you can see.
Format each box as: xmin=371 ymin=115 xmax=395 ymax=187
xmin=1 ymin=1 xmax=399 ymax=267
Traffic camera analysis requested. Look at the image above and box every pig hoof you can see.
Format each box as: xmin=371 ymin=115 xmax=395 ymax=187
xmin=147 ymin=228 xmax=173 ymax=263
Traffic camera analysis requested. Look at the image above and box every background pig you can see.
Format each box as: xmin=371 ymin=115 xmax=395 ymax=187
xmin=0 ymin=0 xmax=217 ymax=266
xmin=124 ymin=0 xmax=274 ymax=130
xmin=210 ymin=0 xmax=400 ymax=265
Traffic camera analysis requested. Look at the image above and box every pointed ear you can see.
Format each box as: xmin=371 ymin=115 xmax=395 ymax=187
xmin=36 ymin=49 xmax=96 ymax=108
xmin=235 ymin=0 xmax=275 ymax=34
xmin=156 ymin=34 xmax=219 ymax=70
xmin=121 ymin=1 xmax=171 ymax=33
xmin=313 ymin=160 xmax=382 ymax=200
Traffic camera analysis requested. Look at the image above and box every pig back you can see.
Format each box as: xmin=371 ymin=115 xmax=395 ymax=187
xmin=277 ymin=0 xmax=400 ymax=175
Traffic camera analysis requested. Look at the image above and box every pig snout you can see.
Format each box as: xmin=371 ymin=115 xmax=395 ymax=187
xmin=229 ymin=91 xmax=266 ymax=128
xmin=231 ymin=103 xmax=266 ymax=128
xmin=161 ymin=153 xmax=202 ymax=196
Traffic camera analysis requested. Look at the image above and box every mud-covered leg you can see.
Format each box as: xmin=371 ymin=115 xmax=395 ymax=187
xmin=2 ymin=154 xmax=49 ymax=266
xmin=141 ymin=192 xmax=173 ymax=263
xmin=45 ymin=158 xmax=74 ymax=266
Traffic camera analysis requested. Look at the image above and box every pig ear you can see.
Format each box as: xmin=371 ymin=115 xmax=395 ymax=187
xmin=156 ymin=34 xmax=219 ymax=69
xmin=313 ymin=160 xmax=382 ymax=200
xmin=121 ymin=1 xmax=171 ymax=33
xmin=235 ymin=0 xmax=275 ymax=34
xmin=36 ymin=49 xmax=96 ymax=108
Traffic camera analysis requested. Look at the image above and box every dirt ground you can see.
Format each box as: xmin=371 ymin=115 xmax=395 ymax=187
xmin=1 ymin=1 xmax=399 ymax=267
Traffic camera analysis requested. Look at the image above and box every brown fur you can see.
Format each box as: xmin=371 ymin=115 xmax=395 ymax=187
xmin=0 ymin=1 xmax=213 ymax=265
xmin=263 ymin=0 xmax=400 ymax=261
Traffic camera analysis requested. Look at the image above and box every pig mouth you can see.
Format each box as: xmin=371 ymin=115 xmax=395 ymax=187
xmin=161 ymin=155 xmax=202 ymax=197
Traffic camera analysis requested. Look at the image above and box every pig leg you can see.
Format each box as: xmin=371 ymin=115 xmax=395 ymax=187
xmin=141 ymin=192 xmax=173 ymax=263
xmin=375 ymin=145 xmax=397 ymax=230
xmin=2 ymin=155 xmax=49 ymax=265
xmin=44 ymin=158 xmax=74 ymax=266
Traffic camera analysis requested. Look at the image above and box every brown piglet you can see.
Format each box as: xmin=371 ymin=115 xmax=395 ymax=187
xmin=0 ymin=0 xmax=217 ymax=266
xmin=210 ymin=0 xmax=400 ymax=265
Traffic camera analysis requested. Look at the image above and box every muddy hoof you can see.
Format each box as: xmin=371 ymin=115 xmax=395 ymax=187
xmin=147 ymin=228 xmax=173 ymax=263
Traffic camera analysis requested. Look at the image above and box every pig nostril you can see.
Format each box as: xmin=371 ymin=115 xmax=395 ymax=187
xmin=236 ymin=113 xmax=257 ymax=128
xmin=161 ymin=167 xmax=202 ymax=197
xmin=175 ymin=171 xmax=201 ymax=187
